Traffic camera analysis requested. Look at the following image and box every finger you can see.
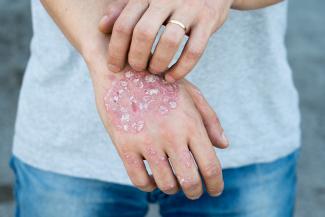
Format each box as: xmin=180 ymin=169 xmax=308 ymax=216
xmin=108 ymin=1 xmax=149 ymax=72
xmin=164 ymin=23 xmax=211 ymax=82
xmin=148 ymin=5 xmax=197 ymax=74
xmin=128 ymin=4 xmax=172 ymax=71
xmin=149 ymin=1 xmax=203 ymax=73
xmin=143 ymin=145 xmax=179 ymax=195
xmin=148 ymin=20 xmax=186 ymax=74
xmin=120 ymin=151 xmax=157 ymax=192
xmin=98 ymin=0 xmax=127 ymax=34
xmin=183 ymin=80 xmax=229 ymax=148
xmin=189 ymin=127 xmax=224 ymax=197
xmin=167 ymin=143 xmax=203 ymax=200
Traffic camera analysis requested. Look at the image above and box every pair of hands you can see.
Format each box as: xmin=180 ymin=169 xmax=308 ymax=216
xmin=42 ymin=0 xmax=281 ymax=201
xmin=86 ymin=0 xmax=232 ymax=200
xmin=98 ymin=0 xmax=233 ymax=82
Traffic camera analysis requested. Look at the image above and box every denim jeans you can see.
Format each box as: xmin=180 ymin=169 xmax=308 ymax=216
xmin=10 ymin=150 xmax=299 ymax=217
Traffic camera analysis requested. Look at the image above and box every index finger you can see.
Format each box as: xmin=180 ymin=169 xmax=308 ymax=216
xmin=107 ymin=1 xmax=148 ymax=72
xmin=98 ymin=0 xmax=127 ymax=34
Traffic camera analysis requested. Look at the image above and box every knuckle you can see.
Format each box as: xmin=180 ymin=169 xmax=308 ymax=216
xmin=217 ymin=11 xmax=228 ymax=26
xmin=128 ymin=51 xmax=147 ymax=69
xmin=133 ymin=178 xmax=152 ymax=191
xmin=160 ymin=128 xmax=177 ymax=144
xmin=181 ymin=179 xmax=201 ymax=192
xmin=202 ymin=162 xmax=220 ymax=179
xmin=160 ymin=182 xmax=178 ymax=194
xmin=142 ymin=138 xmax=154 ymax=149
xmin=206 ymin=108 xmax=217 ymax=121
xmin=114 ymin=21 xmax=132 ymax=36
xmin=186 ymin=46 xmax=203 ymax=60
xmin=162 ymin=34 xmax=179 ymax=49
xmin=108 ymin=52 xmax=122 ymax=65
xmin=202 ymin=4 xmax=217 ymax=19
xmin=210 ymin=180 xmax=224 ymax=195
xmin=196 ymin=95 xmax=207 ymax=108
xmin=134 ymin=25 xmax=155 ymax=41
xmin=187 ymin=121 xmax=198 ymax=135
xmin=116 ymin=143 xmax=129 ymax=154
xmin=184 ymin=111 xmax=200 ymax=130
xmin=195 ymin=97 xmax=215 ymax=119
xmin=151 ymin=0 xmax=173 ymax=10
xmin=106 ymin=6 xmax=118 ymax=15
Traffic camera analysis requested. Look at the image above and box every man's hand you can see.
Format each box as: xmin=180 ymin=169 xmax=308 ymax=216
xmin=92 ymin=65 xmax=224 ymax=199
xmin=87 ymin=40 xmax=225 ymax=198
xmin=40 ymin=0 xmax=228 ymax=199
xmin=98 ymin=3 xmax=229 ymax=148
xmin=100 ymin=0 xmax=283 ymax=82
xmin=102 ymin=0 xmax=234 ymax=83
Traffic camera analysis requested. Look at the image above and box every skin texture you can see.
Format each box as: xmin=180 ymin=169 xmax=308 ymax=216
xmin=40 ymin=0 xmax=229 ymax=199
xmin=40 ymin=0 xmax=281 ymax=200
xmin=100 ymin=66 xmax=224 ymax=199
xmin=39 ymin=0 xmax=282 ymax=200
xmin=100 ymin=0 xmax=283 ymax=82
xmin=104 ymin=69 xmax=179 ymax=133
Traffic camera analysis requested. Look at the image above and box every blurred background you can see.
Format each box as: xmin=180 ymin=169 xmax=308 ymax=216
xmin=0 ymin=0 xmax=324 ymax=216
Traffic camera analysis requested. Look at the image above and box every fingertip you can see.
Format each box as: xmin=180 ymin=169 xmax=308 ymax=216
xmin=211 ymin=136 xmax=229 ymax=149
xmin=141 ymin=184 xmax=157 ymax=192
xmin=220 ymin=131 xmax=229 ymax=148
xmin=99 ymin=15 xmax=111 ymax=33
xmin=108 ymin=64 xmax=121 ymax=73
xmin=209 ymin=125 xmax=229 ymax=149
xmin=165 ymin=74 xmax=176 ymax=83
xmin=148 ymin=66 xmax=160 ymax=75
xmin=210 ymin=190 xmax=223 ymax=197
xmin=212 ymin=142 xmax=229 ymax=150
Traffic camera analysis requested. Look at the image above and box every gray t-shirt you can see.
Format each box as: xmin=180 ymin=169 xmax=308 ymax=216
xmin=13 ymin=1 xmax=301 ymax=184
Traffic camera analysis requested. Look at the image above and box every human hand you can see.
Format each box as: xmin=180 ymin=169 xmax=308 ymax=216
xmin=97 ymin=69 xmax=224 ymax=199
xmin=40 ymin=0 xmax=228 ymax=200
xmin=85 ymin=37 xmax=226 ymax=199
xmin=99 ymin=0 xmax=233 ymax=82
xmin=98 ymin=3 xmax=229 ymax=149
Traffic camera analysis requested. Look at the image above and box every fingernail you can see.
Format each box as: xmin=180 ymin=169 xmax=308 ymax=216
xmin=211 ymin=191 xmax=223 ymax=197
xmin=165 ymin=74 xmax=175 ymax=83
xmin=99 ymin=15 xmax=110 ymax=28
xmin=221 ymin=132 xmax=229 ymax=146
xmin=108 ymin=64 xmax=121 ymax=73
xmin=188 ymin=194 xmax=201 ymax=200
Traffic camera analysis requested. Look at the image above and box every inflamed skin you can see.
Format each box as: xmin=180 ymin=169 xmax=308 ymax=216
xmin=104 ymin=69 xmax=179 ymax=133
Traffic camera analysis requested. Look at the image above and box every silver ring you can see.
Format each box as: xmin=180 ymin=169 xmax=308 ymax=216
xmin=168 ymin=19 xmax=187 ymax=32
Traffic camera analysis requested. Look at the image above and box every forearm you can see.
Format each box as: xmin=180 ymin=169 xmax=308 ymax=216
xmin=40 ymin=0 xmax=113 ymax=58
xmin=232 ymin=0 xmax=283 ymax=10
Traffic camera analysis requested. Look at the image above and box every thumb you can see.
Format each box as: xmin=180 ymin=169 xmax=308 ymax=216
xmin=182 ymin=79 xmax=229 ymax=149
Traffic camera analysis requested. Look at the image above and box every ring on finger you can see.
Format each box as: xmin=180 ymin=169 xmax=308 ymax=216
xmin=167 ymin=19 xmax=187 ymax=32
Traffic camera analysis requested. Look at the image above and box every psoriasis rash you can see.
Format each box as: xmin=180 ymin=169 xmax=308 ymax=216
xmin=144 ymin=146 xmax=168 ymax=166
xmin=123 ymin=153 xmax=142 ymax=168
xmin=104 ymin=69 xmax=179 ymax=133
